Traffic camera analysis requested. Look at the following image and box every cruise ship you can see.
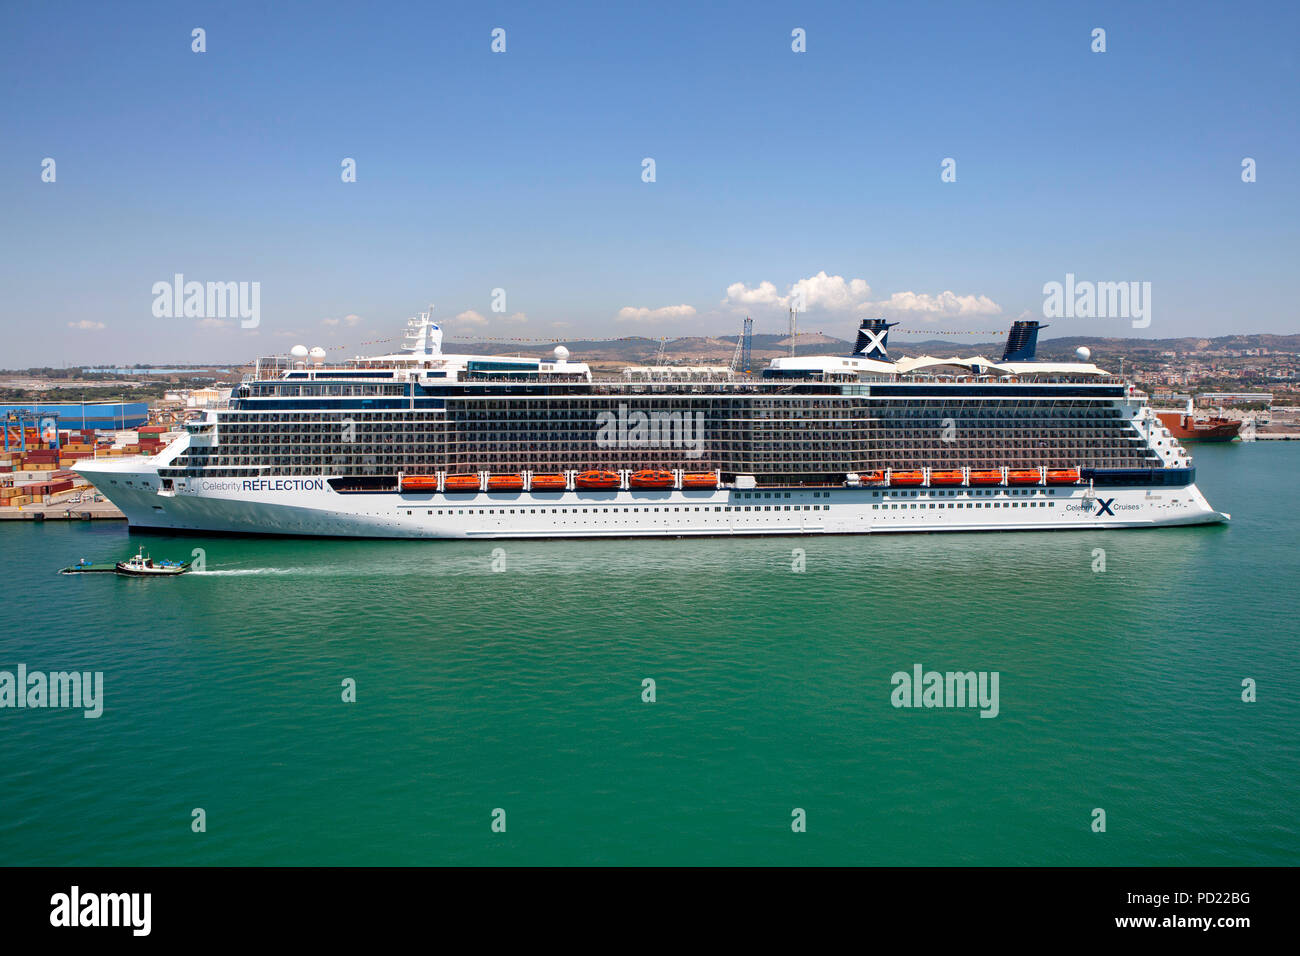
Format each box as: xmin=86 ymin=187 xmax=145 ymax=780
xmin=76 ymin=312 xmax=1229 ymax=538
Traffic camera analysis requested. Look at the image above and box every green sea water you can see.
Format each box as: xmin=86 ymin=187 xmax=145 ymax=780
xmin=1 ymin=442 xmax=1296 ymax=866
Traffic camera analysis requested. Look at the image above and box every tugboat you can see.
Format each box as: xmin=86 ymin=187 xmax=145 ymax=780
xmin=114 ymin=547 xmax=191 ymax=576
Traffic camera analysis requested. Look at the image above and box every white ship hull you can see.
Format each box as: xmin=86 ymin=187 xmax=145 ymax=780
xmin=76 ymin=458 xmax=1228 ymax=539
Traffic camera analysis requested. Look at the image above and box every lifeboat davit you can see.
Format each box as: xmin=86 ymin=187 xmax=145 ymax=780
xmin=930 ymin=469 xmax=965 ymax=485
xmin=680 ymin=472 xmax=719 ymax=489
xmin=629 ymin=469 xmax=675 ymax=489
xmin=889 ymin=470 xmax=925 ymax=486
xmin=487 ymin=473 xmax=524 ymax=491
xmin=529 ymin=473 xmax=567 ymax=491
xmin=443 ymin=474 xmax=482 ymax=492
xmin=400 ymin=475 xmax=439 ymax=492
xmin=1008 ymin=469 xmax=1042 ymax=485
xmin=1046 ymin=468 xmax=1081 ymax=484
xmin=574 ymin=469 xmax=620 ymax=490
xmin=969 ymin=470 xmax=1004 ymax=485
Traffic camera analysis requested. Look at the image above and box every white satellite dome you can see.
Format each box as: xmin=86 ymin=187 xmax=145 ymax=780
xmin=308 ymin=346 xmax=327 ymax=364
xmin=290 ymin=344 xmax=309 ymax=359
xmin=1076 ymin=346 xmax=1091 ymax=361
xmin=553 ymin=345 xmax=570 ymax=362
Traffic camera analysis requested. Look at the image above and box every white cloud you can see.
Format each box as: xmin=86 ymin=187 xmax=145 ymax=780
xmin=793 ymin=272 xmax=873 ymax=311
xmin=724 ymin=272 xmax=872 ymax=312
xmin=451 ymin=310 xmax=489 ymax=327
xmin=723 ymin=280 xmax=783 ymax=308
xmin=723 ymin=271 xmax=1001 ymax=321
xmin=197 ymin=317 xmax=230 ymax=329
xmin=873 ymin=290 xmax=1001 ymax=318
xmin=322 ymin=313 xmax=362 ymax=327
xmin=616 ymin=304 xmax=697 ymax=323
xmin=67 ymin=320 xmax=105 ymax=330
xmin=446 ymin=310 xmax=527 ymax=332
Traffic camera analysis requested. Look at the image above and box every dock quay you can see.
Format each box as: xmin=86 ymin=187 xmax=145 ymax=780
xmin=0 ymin=499 xmax=125 ymax=521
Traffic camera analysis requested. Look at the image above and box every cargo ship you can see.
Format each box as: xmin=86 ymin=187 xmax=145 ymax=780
xmin=1155 ymin=400 xmax=1242 ymax=442
xmin=74 ymin=314 xmax=1229 ymax=538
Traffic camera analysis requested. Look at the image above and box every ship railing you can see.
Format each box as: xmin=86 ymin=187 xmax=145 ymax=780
xmin=593 ymin=374 xmax=1123 ymax=388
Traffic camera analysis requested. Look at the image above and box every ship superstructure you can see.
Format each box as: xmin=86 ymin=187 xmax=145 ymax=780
xmin=76 ymin=312 xmax=1228 ymax=537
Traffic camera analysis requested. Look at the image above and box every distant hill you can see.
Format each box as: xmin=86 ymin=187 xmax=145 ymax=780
xmin=442 ymin=330 xmax=1300 ymax=365
xmin=444 ymin=332 xmax=853 ymax=364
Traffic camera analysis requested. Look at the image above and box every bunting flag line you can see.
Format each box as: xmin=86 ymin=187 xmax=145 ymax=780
xmin=325 ymin=329 xmax=1008 ymax=350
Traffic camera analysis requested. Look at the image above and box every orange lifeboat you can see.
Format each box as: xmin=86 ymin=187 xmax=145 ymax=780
xmin=1008 ymin=469 xmax=1042 ymax=485
xmin=487 ymin=473 xmax=524 ymax=491
xmin=443 ymin=473 xmax=482 ymax=492
xmin=574 ymin=469 xmax=620 ymax=490
xmin=681 ymin=472 xmax=719 ymax=489
xmin=862 ymin=470 xmax=886 ymax=483
xmin=629 ymin=469 xmax=675 ymax=489
xmin=400 ymin=475 xmax=439 ymax=492
xmin=529 ymin=473 xmax=567 ymax=491
xmin=1047 ymin=468 xmax=1081 ymax=485
xmin=930 ymin=469 xmax=965 ymax=485
xmin=970 ymin=470 xmax=1004 ymax=485
xmin=889 ymin=470 xmax=925 ymax=486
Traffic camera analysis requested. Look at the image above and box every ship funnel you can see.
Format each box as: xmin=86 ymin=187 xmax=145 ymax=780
xmin=853 ymin=318 xmax=898 ymax=361
xmin=1001 ymin=320 xmax=1047 ymax=362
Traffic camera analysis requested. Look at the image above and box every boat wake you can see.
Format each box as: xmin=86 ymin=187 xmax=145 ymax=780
xmin=190 ymin=564 xmax=540 ymax=577
xmin=191 ymin=568 xmax=300 ymax=576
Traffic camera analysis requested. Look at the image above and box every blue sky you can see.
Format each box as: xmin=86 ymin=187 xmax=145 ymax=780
xmin=1 ymin=0 xmax=1296 ymax=365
